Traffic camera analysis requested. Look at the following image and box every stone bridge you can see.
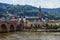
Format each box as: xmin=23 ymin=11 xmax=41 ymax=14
xmin=0 ymin=20 xmax=24 ymax=32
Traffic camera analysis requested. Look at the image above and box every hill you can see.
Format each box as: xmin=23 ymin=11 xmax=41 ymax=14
xmin=0 ymin=3 xmax=60 ymax=19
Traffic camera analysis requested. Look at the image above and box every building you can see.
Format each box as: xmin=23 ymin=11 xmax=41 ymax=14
xmin=47 ymin=20 xmax=60 ymax=25
xmin=18 ymin=6 xmax=44 ymax=27
xmin=18 ymin=6 xmax=44 ymax=22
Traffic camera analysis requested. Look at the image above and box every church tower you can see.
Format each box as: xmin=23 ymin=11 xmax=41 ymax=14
xmin=38 ymin=6 xmax=43 ymax=21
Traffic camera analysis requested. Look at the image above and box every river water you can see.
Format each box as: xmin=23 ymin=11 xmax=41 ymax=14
xmin=0 ymin=32 xmax=60 ymax=40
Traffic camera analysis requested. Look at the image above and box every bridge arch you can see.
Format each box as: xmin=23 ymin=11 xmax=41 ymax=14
xmin=0 ymin=24 xmax=8 ymax=32
xmin=9 ymin=24 xmax=15 ymax=32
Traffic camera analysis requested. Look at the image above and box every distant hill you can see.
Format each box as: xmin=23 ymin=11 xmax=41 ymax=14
xmin=0 ymin=3 xmax=60 ymax=19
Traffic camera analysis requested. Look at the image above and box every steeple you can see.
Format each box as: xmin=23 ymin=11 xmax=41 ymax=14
xmin=38 ymin=6 xmax=43 ymax=21
xmin=39 ymin=6 xmax=41 ymax=11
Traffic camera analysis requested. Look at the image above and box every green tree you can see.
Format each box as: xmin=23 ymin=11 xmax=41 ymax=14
xmin=53 ymin=24 xmax=59 ymax=29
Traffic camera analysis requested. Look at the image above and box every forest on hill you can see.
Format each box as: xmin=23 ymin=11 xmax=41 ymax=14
xmin=0 ymin=3 xmax=60 ymax=20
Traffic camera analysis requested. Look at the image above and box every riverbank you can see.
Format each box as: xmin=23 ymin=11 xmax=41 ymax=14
xmin=0 ymin=29 xmax=60 ymax=33
xmin=22 ymin=29 xmax=60 ymax=32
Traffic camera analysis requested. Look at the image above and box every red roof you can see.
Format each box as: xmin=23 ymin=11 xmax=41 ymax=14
xmin=47 ymin=20 xmax=59 ymax=23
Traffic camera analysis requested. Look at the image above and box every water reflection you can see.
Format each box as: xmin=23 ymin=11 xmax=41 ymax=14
xmin=0 ymin=32 xmax=60 ymax=40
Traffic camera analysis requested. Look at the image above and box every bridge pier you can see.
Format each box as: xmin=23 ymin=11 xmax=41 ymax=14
xmin=0 ymin=25 xmax=1 ymax=32
xmin=7 ymin=27 xmax=10 ymax=32
xmin=14 ymin=26 xmax=17 ymax=32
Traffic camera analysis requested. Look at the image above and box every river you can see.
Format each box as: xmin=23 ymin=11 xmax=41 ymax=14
xmin=0 ymin=32 xmax=60 ymax=40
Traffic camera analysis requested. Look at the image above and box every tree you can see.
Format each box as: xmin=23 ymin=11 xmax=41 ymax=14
xmin=53 ymin=24 xmax=59 ymax=29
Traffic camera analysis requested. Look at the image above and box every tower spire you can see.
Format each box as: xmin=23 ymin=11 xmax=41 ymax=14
xmin=38 ymin=6 xmax=43 ymax=21
xmin=39 ymin=6 xmax=41 ymax=11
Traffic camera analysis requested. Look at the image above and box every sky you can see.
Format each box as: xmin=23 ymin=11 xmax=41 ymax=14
xmin=0 ymin=0 xmax=60 ymax=8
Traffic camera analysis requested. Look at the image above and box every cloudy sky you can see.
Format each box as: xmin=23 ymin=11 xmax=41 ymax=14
xmin=0 ymin=0 xmax=60 ymax=8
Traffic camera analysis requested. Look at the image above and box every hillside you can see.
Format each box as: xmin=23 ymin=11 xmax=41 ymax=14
xmin=0 ymin=3 xmax=60 ymax=19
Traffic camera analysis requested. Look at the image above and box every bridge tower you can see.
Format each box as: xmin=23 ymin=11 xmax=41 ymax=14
xmin=20 ymin=16 xmax=24 ymax=30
